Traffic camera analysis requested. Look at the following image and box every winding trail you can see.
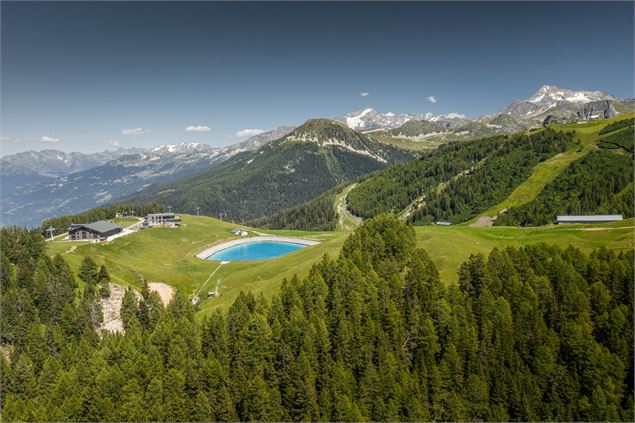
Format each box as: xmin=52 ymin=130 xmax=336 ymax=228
xmin=336 ymin=184 xmax=362 ymax=231
xmin=196 ymin=261 xmax=228 ymax=297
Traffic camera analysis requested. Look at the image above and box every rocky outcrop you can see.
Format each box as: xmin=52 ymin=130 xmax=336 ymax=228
xmin=543 ymin=114 xmax=567 ymax=127
xmin=576 ymin=100 xmax=618 ymax=120
xmin=96 ymin=283 xmax=141 ymax=336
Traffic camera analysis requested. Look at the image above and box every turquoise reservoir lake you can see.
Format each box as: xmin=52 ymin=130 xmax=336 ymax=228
xmin=206 ymin=241 xmax=306 ymax=261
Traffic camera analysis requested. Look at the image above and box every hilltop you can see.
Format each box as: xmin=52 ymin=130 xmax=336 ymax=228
xmin=122 ymin=119 xmax=414 ymax=222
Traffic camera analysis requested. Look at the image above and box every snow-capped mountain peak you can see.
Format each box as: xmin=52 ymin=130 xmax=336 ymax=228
xmin=527 ymin=84 xmax=618 ymax=106
xmin=503 ymin=84 xmax=623 ymax=118
xmin=150 ymin=142 xmax=209 ymax=154
xmin=423 ymin=112 xmax=467 ymax=122
xmin=345 ymin=108 xmax=377 ymax=129
xmin=339 ymin=107 xmax=422 ymax=130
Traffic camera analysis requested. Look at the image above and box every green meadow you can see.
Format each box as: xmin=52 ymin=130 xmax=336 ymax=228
xmin=46 ymin=213 xmax=633 ymax=316
xmin=415 ymin=219 xmax=633 ymax=283
xmin=45 ymin=116 xmax=635 ymax=315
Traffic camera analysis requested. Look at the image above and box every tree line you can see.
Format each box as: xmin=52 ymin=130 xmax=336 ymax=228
xmin=40 ymin=203 xmax=165 ymax=237
xmin=1 ymin=216 xmax=632 ymax=421
xmin=347 ymin=128 xmax=575 ymax=222
xmin=496 ymin=149 xmax=634 ymax=226
xmin=247 ymin=184 xmax=345 ymax=231
xmin=410 ymin=129 xmax=573 ymax=224
xmin=598 ymin=125 xmax=634 ymax=153
xmin=598 ymin=117 xmax=634 ymax=135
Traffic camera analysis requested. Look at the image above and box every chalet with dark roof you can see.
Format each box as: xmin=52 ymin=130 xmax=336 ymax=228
xmin=68 ymin=221 xmax=123 ymax=241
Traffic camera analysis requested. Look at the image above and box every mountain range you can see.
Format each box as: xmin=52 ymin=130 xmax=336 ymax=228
xmin=352 ymin=85 xmax=633 ymax=147
xmin=0 ymin=127 xmax=295 ymax=227
xmin=121 ymin=119 xmax=414 ymax=222
xmin=1 ymin=84 xmax=632 ymax=227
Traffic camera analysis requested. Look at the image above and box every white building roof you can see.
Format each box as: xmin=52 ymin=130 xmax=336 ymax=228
xmin=557 ymin=215 xmax=623 ymax=222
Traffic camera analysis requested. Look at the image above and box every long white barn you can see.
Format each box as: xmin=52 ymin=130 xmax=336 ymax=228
xmin=556 ymin=215 xmax=623 ymax=224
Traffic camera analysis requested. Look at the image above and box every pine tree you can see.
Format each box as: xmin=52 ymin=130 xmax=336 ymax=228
xmin=97 ymin=265 xmax=111 ymax=298
xmin=78 ymin=256 xmax=97 ymax=285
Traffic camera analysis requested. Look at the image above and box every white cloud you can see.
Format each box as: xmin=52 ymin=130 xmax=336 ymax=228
xmin=446 ymin=112 xmax=466 ymax=119
xmin=0 ymin=136 xmax=25 ymax=143
xmin=186 ymin=125 xmax=211 ymax=132
xmin=427 ymin=96 xmax=437 ymax=103
xmin=108 ymin=139 xmax=120 ymax=147
xmin=41 ymin=136 xmax=60 ymax=143
xmin=360 ymin=92 xmax=369 ymax=97
xmin=236 ymin=128 xmax=265 ymax=137
xmin=121 ymin=128 xmax=150 ymax=135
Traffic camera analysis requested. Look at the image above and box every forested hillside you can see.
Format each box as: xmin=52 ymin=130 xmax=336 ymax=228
xmin=348 ymin=128 xmax=574 ymax=222
xmin=409 ymin=129 xmax=573 ymax=223
xmin=247 ymin=184 xmax=344 ymax=231
xmin=597 ymin=125 xmax=634 ymax=153
xmin=347 ymin=135 xmax=511 ymax=218
xmin=495 ymin=149 xmax=634 ymax=226
xmin=1 ymin=217 xmax=633 ymax=421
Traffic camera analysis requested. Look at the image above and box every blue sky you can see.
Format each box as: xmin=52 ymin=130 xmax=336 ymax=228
xmin=1 ymin=1 xmax=633 ymax=155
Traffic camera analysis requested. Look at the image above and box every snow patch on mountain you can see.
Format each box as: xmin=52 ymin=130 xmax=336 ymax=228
xmin=346 ymin=108 xmax=374 ymax=129
xmin=321 ymin=138 xmax=387 ymax=163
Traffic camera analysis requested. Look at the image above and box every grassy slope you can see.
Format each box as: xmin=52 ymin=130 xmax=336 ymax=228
xmin=112 ymin=217 xmax=140 ymax=227
xmin=366 ymin=131 xmax=448 ymax=151
xmin=47 ymin=215 xmax=348 ymax=315
xmin=474 ymin=113 xmax=634 ymax=221
xmin=46 ymin=213 xmax=633 ymax=316
xmin=415 ymin=218 xmax=634 ymax=283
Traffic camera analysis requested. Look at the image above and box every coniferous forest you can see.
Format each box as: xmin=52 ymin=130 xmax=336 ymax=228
xmin=496 ymin=149 xmax=634 ymax=226
xmin=246 ymin=184 xmax=344 ymax=231
xmin=1 ymin=216 xmax=633 ymax=422
xmin=347 ymin=129 xmax=574 ymax=223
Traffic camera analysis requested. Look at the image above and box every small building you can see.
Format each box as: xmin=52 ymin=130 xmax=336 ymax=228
xmin=68 ymin=221 xmax=123 ymax=241
xmin=436 ymin=221 xmax=452 ymax=226
xmin=145 ymin=212 xmax=181 ymax=227
xmin=556 ymin=215 xmax=623 ymax=224
xmin=231 ymin=228 xmax=249 ymax=236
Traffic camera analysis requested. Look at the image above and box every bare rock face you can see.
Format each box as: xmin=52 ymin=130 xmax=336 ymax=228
xmin=576 ymin=100 xmax=618 ymax=120
xmin=96 ymin=283 xmax=141 ymax=336
xmin=543 ymin=114 xmax=567 ymax=127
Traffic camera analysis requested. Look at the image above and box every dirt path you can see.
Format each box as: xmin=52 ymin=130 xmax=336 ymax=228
xmin=195 ymin=261 xmax=228 ymax=299
xmin=336 ymin=184 xmax=362 ymax=231
xmin=558 ymin=226 xmax=635 ymax=231
xmin=400 ymin=195 xmax=426 ymax=221
xmin=148 ymin=282 xmax=174 ymax=306
xmin=401 ymin=160 xmax=486 ymax=222
xmin=470 ymin=215 xmax=496 ymax=227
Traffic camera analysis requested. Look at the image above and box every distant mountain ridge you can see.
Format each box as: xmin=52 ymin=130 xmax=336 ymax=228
xmin=0 ymin=126 xmax=296 ymax=227
xmin=502 ymin=84 xmax=621 ymax=118
xmin=2 ymin=84 xmax=632 ymax=227
xmin=122 ymin=119 xmax=415 ymax=222
xmin=0 ymin=148 xmax=139 ymax=178
xmin=355 ymin=85 xmax=632 ymax=146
